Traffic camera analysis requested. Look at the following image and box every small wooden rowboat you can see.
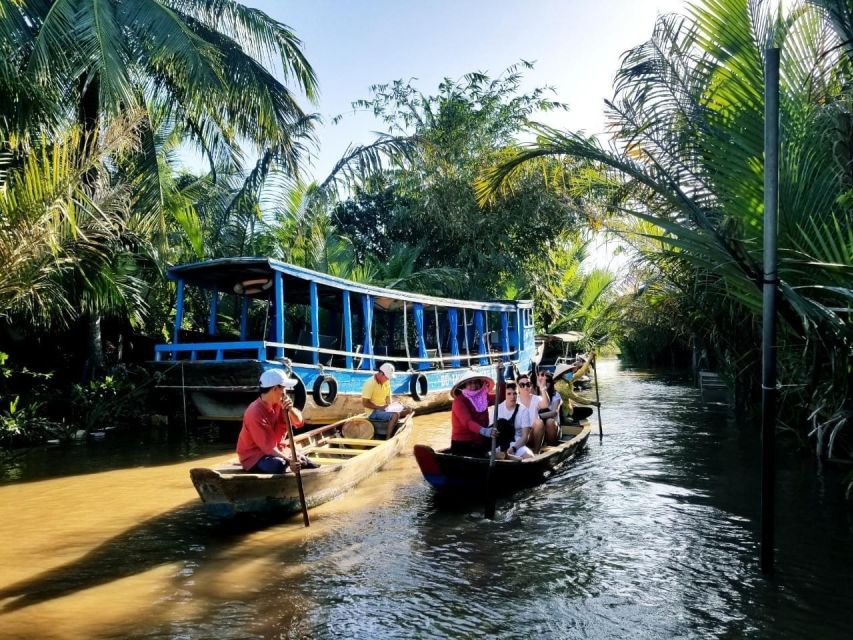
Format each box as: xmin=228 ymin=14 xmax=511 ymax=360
xmin=190 ymin=414 xmax=412 ymax=518
xmin=413 ymin=423 xmax=590 ymax=496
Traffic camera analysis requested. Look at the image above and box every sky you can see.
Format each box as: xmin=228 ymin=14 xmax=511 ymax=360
xmin=242 ymin=0 xmax=688 ymax=269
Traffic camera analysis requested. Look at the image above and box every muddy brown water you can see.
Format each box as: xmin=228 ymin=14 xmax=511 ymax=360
xmin=1 ymin=360 xmax=852 ymax=639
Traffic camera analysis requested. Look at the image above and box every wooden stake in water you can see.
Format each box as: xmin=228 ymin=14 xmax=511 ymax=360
xmin=484 ymin=364 xmax=503 ymax=520
xmin=592 ymin=357 xmax=603 ymax=443
xmin=760 ymin=47 xmax=780 ymax=576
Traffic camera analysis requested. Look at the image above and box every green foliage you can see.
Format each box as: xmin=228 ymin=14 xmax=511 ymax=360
xmin=484 ymin=0 xmax=853 ymax=454
xmin=0 ymin=351 xmax=62 ymax=447
xmin=69 ymin=365 xmax=150 ymax=432
xmin=333 ymin=64 xmax=616 ymax=326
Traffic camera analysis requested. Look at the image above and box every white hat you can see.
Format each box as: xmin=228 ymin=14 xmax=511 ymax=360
xmin=259 ymin=369 xmax=296 ymax=389
xmin=553 ymin=363 xmax=578 ymax=381
xmin=379 ymin=363 xmax=395 ymax=378
xmin=450 ymin=370 xmax=495 ymax=399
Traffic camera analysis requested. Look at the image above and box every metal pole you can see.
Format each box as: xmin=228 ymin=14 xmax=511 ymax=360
xmin=760 ymin=47 xmax=779 ymax=576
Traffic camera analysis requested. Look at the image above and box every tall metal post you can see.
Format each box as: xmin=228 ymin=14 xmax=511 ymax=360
xmin=760 ymin=47 xmax=780 ymax=576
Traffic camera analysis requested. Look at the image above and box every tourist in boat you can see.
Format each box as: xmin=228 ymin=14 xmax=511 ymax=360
xmin=498 ymin=382 xmax=535 ymax=460
xmin=361 ymin=362 xmax=413 ymax=439
xmin=537 ymin=371 xmax=562 ymax=445
xmin=450 ymin=371 xmax=497 ymax=457
xmin=553 ymin=353 xmax=599 ymax=424
xmin=516 ymin=372 xmax=549 ymax=453
xmin=236 ymin=369 xmax=308 ymax=474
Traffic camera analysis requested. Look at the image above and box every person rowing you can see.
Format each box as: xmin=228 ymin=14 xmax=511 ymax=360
xmin=236 ymin=369 xmax=314 ymax=473
xmin=553 ymin=352 xmax=599 ymax=424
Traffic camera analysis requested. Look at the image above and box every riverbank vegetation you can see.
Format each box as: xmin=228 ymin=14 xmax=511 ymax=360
xmin=1 ymin=0 xmax=850 ymax=477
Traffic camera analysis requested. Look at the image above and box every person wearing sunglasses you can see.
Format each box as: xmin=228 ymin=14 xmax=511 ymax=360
xmin=496 ymin=382 xmax=534 ymax=459
xmin=536 ymin=371 xmax=562 ymax=445
xmin=236 ymin=369 xmax=309 ymax=474
xmin=515 ymin=373 xmax=549 ymax=453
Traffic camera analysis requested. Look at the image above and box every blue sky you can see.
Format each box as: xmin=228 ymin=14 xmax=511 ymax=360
xmin=248 ymin=0 xmax=686 ymax=180
xmin=239 ymin=1 xmax=686 ymax=271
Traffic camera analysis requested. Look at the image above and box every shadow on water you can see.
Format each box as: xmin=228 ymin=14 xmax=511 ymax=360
xmin=0 ymin=503 xmax=304 ymax=613
xmin=0 ymin=432 xmax=232 ymax=486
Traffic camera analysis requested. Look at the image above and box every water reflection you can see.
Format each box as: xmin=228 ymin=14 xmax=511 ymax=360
xmin=1 ymin=361 xmax=852 ymax=639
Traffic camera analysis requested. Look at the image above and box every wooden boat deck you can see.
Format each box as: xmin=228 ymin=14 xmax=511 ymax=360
xmin=190 ymin=415 xmax=412 ymax=517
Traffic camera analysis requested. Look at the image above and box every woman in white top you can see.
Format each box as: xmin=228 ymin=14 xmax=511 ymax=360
xmin=496 ymin=383 xmax=535 ymax=459
xmin=537 ymin=371 xmax=562 ymax=445
xmin=515 ymin=373 xmax=548 ymax=454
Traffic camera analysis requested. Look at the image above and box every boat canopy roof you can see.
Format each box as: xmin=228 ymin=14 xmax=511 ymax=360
xmin=168 ymin=258 xmax=531 ymax=313
xmin=537 ymin=332 xmax=585 ymax=343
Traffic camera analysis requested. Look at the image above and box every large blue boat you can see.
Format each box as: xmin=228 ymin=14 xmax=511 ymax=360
xmin=152 ymin=258 xmax=537 ymax=425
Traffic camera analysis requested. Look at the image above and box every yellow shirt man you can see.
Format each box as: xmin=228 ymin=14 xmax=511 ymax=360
xmin=361 ymin=375 xmax=391 ymax=407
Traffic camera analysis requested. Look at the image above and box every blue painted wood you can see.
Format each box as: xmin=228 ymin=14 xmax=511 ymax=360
xmin=310 ymin=281 xmax=320 ymax=366
xmin=172 ymin=279 xmax=185 ymax=361
xmin=342 ymin=290 xmax=353 ymax=369
xmin=155 ymin=260 xmax=541 ymax=402
xmin=240 ymin=297 xmax=249 ymax=340
xmin=274 ymin=271 xmax=285 ymax=358
xmin=515 ymin=309 xmax=523 ymax=357
xmin=474 ymin=310 xmax=487 ymax=365
xmin=208 ymin=290 xmax=218 ymax=335
xmin=360 ymin=294 xmax=374 ymax=370
xmin=500 ymin=312 xmax=510 ymax=363
xmin=413 ymin=303 xmax=428 ymax=371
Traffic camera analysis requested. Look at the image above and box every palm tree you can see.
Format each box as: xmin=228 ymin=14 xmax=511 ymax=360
xmin=1 ymin=0 xmax=320 ymax=372
xmin=2 ymin=0 xmax=318 ymax=165
xmin=0 ymin=113 xmax=151 ymax=328
xmin=481 ymin=0 xmax=852 ymax=441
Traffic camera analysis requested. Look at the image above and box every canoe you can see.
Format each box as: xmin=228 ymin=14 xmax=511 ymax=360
xmin=190 ymin=414 xmax=412 ymax=518
xmin=413 ymin=423 xmax=590 ymax=496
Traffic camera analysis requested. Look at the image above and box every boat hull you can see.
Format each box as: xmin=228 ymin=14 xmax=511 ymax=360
xmin=190 ymin=416 xmax=412 ymax=518
xmin=154 ymin=360 xmax=518 ymax=425
xmin=413 ymin=424 xmax=590 ymax=496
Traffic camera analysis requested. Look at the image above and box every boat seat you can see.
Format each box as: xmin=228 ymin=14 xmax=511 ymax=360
xmin=308 ymin=457 xmax=347 ymax=466
xmin=311 ymin=447 xmax=362 ymax=457
xmin=329 ymin=437 xmax=381 ymax=447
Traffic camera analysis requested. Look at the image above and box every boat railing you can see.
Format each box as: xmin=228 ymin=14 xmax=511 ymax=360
xmin=154 ymin=341 xmax=266 ymax=362
xmin=154 ymin=340 xmax=522 ymax=369
xmin=266 ymin=342 xmax=520 ymax=369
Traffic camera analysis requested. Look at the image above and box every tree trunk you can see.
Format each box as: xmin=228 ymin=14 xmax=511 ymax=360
xmin=85 ymin=314 xmax=105 ymax=380
xmin=80 ymin=74 xmax=104 ymax=379
xmin=78 ymin=73 xmax=100 ymax=187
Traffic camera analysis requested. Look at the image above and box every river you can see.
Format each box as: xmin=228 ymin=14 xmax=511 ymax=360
xmin=1 ymin=360 xmax=851 ymax=639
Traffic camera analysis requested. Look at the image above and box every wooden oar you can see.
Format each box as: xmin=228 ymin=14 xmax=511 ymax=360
xmin=484 ymin=363 xmax=503 ymax=520
xmin=592 ymin=356 xmax=603 ymax=443
xmin=283 ymin=407 xmax=310 ymax=527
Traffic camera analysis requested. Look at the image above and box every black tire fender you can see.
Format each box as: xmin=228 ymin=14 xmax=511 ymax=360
xmin=410 ymin=373 xmax=428 ymax=401
xmin=289 ymin=373 xmax=307 ymax=411
xmin=312 ymin=375 xmax=338 ymax=407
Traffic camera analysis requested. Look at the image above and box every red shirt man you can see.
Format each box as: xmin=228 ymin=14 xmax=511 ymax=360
xmin=236 ymin=369 xmax=305 ymax=473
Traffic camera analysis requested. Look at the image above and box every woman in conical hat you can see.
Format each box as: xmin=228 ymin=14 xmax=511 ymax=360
xmin=553 ymin=352 xmax=599 ymax=424
xmin=449 ymin=370 xmax=496 ymax=399
xmin=449 ymin=370 xmax=497 ymax=457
